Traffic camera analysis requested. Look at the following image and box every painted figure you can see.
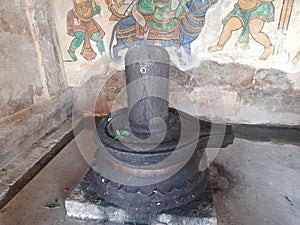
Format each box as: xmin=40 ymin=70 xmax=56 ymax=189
xmin=109 ymin=0 xmax=218 ymax=62
xmin=67 ymin=0 xmax=105 ymax=61
xmin=208 ymin=0 xmax=275 ymax=60
xmin=137 ymin=0 xmax=189 ymax=43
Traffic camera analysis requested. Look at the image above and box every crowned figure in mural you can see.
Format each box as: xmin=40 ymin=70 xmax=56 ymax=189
xmin=107 ymin=0 xmax=217 ymax=62
xmin=67 ymin=0 xmax=105 ymax=61
xmin=137 ymin=0 xmax=190 ymax=44
xmin=208 ymin=0 xmax=275 ymax=60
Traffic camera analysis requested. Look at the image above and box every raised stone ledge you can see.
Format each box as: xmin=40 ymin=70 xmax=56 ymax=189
xmin=0 ymin=88 xmax=74 ymax=169
xmin=0 ymin=117 xmax=74 ymax=209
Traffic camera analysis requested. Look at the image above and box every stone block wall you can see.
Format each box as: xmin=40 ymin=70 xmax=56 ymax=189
xmin=0 ymin=0 xmax=71 ymax=168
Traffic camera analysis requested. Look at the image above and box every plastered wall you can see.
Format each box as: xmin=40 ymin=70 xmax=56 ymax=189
xmin=53 ymin=0 xmax=300 ymax=126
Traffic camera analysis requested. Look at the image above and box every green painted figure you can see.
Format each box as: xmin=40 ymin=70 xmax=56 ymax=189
xmin=208 ymin=0 xmax=275 ymax=60
xmin=67 ymin=0 xmax=105 ymax=61
xmin=137 ymin=0 xmax=189 ymax=41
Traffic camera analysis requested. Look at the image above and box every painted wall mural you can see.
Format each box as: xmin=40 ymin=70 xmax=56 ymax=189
xmin=65 ymin=0 xmax=217 ymax=63
xmin=208 ymin=0 xmax=275 ymax=60
xmin=108 ymin=0 xmax=218 ymax=63
xmin=198 ymin=0 xmax=300 ymax=70
xmin=67 ymin=0 xmax=106 ymax=61
xmin=278 ymin=0 xmax=294 ymax=32
xmin=52 ymin=0 xmax=300 ymax=78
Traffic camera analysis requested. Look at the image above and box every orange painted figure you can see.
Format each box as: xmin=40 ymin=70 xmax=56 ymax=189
xmin=67 ymin=0 xmax=106 ymax=61
xmin=208 ymin=0 xmax=275 ymax=60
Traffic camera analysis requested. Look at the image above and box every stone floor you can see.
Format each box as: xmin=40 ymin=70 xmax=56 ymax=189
xmin=0 ymin=128 xmax=300 ymax=225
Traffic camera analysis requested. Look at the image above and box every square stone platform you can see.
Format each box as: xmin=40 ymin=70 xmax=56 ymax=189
xmin=65 ymin=169 xmax=217 ymax=225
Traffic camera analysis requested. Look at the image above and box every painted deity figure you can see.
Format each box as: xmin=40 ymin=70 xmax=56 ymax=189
xmin=137 ymin=0 xmax=190 ymax=43
xmin=208 ymin=0 xmax=275 ymax=60
xmin=67 ymin=0 xmax=105 ymax=61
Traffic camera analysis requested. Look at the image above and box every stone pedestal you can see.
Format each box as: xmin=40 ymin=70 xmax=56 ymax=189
xmin=65 ymin=169 xmax=217 ymax=225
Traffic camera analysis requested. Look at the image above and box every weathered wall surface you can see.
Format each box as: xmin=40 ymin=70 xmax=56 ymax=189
xmin=0 ymin=0 xmax=70 ymax=168
xmin=74 ymin=66 xmax=300 ymax=126
xmin=0 ymin=0 xmax=66 ymax=118
xmin=187 ymin=62 xmax=300 ymax=125
xmin=0 ymin=0 xmax=43 ymax=118
xmin=53 ymin=0 xmax=300 ymax=126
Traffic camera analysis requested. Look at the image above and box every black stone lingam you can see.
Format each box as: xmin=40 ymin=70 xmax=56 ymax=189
xmin=92 ymin=46 xmax=234 ymax=218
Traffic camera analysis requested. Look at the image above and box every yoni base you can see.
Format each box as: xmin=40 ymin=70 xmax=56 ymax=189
xmin=65 ymin=169 xmax=217 ymax=225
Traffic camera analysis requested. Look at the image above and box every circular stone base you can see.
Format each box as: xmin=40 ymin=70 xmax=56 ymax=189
xmin=90 ymin=149 xmax=209 ymax=214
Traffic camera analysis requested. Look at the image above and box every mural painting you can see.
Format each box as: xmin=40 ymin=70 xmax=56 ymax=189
xmin=277 ymin=0 xmax=300 ymax=65
xmin=106 ymin=0 xmax=218 ymax=62
xmin=277 ymin=0 xmax=299 ymax=65
xmin=277 ymin=0 xmax=294 ymax=32
xmin=105 ymin=0 xmax=147 ymax=32
xmin=62 ymin=0 xmax=300 ymax=69
xmin=208 ymin=0 xmax=275 ymax=60
xmin=67 ymin=0 xmax=106 ymax=61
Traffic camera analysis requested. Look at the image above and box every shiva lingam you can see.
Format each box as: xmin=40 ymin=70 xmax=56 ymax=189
xmin=91 ymin=46 xmax=234 ymax=217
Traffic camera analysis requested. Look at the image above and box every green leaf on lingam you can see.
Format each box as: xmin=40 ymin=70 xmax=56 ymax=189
xmin=120 ymin=130 xmax=130 ymax=136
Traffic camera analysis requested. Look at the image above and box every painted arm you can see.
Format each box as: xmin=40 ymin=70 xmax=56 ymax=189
xmin=174 ymin=0 xmax=190 ymax=17
xmin=178 ymin=0 xmax=190 ymax=13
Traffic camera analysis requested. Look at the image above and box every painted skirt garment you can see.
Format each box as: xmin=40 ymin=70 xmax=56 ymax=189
xmin=223 ymin=1 xmax=275 ymax=43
